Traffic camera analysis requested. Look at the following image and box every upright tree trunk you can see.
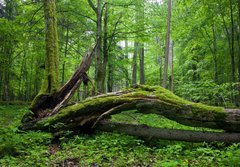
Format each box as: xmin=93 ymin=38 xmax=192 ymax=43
xmin=41 ymin=0 xmax=59 ymax=94
xmin=163 ymin=0 xmax=172 ymax=88
xmin=229 ymin=0 xmax=235 ymax=83
xmin=132 ymin=42 xmax=138 ymax=85
xmin=159 ymin=56 xmax=163 ymax=85
xmin=107 ymin=56 xmax=113 ymax=92
xmin=102 ymin=3 xmax=108 ymax=93
xmin=212 ymin=23 xmax=218 ymax=83
xmin=139 ymin=43 xmax=145 ymax=84
xmin=96 ymin=0 xmax=104 ymax=93
xmin=236 ymin=0 xmax=240 ymax=107
xmin=169 ymin=39 xmax=173 ymax=92
xmin=3 ymin=70 xmax=10 ymax=101
xmin=62 ymin=21 xmax=69 ymax=85
xmin=125 ymin=40 xmax=129 ymax=87
xmin=219 ymin=0 xmax=235 ymax=83
xmin=238 ymin=0 xmax=240 ymax=82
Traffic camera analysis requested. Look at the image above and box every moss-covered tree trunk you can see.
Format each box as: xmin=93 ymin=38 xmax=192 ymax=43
xmin=21 ymin=85 xmax=240 ymax=134
xmin=29 ymin=0 xmax=97 ymax=117
xmin=30 ymin=0 xmax=59 ymax=116
xmin=42 ymin=0 xmax=59 ymax=94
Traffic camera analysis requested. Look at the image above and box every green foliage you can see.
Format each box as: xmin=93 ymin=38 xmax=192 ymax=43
xmin=175 ymin=80 xmax=239 ymax=107
xmin=0 ymin=105 xmax=240 ymax=166
xmin=0 ymin=105 xmax=52 ymax=166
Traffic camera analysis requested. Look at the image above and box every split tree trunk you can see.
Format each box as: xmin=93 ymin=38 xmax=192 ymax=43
xmin=29 ymin=45 xmax=97 ymax=117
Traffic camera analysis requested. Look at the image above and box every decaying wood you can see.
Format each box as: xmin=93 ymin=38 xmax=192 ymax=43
xmin=21 ymin=41 xmax=240 ymax=143
xmin=30 ymin=44 xmax=97 ymax=117
xmin=97 ymin=121 xmax=240 ymax=143
xmin=21 ymin=85 xmax=240 ymax=135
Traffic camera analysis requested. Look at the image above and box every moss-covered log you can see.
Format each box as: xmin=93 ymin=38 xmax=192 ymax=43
xmin=21 ymin=85 xmax=240 ymax=133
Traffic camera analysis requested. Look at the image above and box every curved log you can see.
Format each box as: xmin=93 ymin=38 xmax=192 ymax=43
xmin=20 ymin=85 xmax=240 ymax=133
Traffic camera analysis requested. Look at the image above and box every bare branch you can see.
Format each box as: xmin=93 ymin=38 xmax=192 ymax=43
xmin=87 ymin=0 xmax=97 ymax=13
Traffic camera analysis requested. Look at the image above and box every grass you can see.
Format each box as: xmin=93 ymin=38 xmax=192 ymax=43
xmin=0 ymin=105 xmax=240 ymax=166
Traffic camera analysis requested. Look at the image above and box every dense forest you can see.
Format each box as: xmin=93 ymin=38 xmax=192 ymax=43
xmin=1 ymin=0 xmax=239 ymax=106
xmin=0 ymin=0 xmax=240 ymax=166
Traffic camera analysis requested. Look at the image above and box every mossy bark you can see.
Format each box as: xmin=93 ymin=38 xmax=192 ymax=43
xmin=30 ymin=0 xmax=59 ymax=113
xmin=21 ymin=85 xmax=240 ymax=133
xmin=42 ymin=0 xmax=59 ymax=94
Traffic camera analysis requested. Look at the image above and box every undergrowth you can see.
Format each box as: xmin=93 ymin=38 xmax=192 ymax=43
xmin=0 ymin=105 xmax=239 ymax=166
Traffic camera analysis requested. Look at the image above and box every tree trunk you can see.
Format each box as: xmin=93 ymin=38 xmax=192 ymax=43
xmin=238 ymin=0 xmax=240 ymax=82
xmin=98 ymin=121 xmax=240 ymax=143
xmin=132 ymin=42 xmax=138 ymax=85
xmin=102 ymin=3 xmax=108 ymax=93
xmin=96 ymin=0 xmax=104 ymax=93
xmin=62 ymin=20 xmax=69 ymax=85
xmin=212 ymin=23 xmax=218 ymax=83
xmin=21 ymin=85 xmax=240 ymax=134
xmin=41 ymin=0 xmax=59 ymax=94
xmin=163 ymin=0 xmax=172 ymax=88
xmin=30 ymin=45 xmax=97 ymax=117
xmin=169 ymin=39 xmax=173 ymax=92
xmin=124 ymin=40 xmax=129 ymax=87
xmin=229 ymin=0 xmax=235 ymax=83
xmin=107 ymin=61 xmax=113 ymax=92
xmin=139 ymin=43 xmax=145 ymax=84
xmin=218 ymin=0 xmax=235 ymax=83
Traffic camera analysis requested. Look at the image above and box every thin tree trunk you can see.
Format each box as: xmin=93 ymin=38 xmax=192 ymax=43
xmin=102 ymin=3 xmax=108 ymax=93
xmin=125 ymin=40 xmax=129 ymax=87
xmin=3 ymin=70 xmax=9 ymax=101
xmin=18 ymin=52 xmax=25 ymax=100
xmin=212 ymin=23 xmax=218 ymax=83
xmin=159 ymin=56 xmax=163 ymax=85
xmin=62 ymin=21 xmax=69 ymax=85
xmin=107 ymin=57 xmax=113 ymax=92
xmin=132 ymin=42 xmax=138 ymax=85
xmin=163 ymin=0 xmax=172 ymax=88
xmin=218 ymin=0 xmax=235 ymax=83
xmin=229 ymin=0 xmax=235 ymax=83
xmin=169 ymin=39 xmax=173 ymax=92
xmin=96 ymin=0 xmax=103 ymax=93
xmin=238 ymin=0 xmax=240 ymax=82
xmin=139 ymin=43 xmax=145 ymax=84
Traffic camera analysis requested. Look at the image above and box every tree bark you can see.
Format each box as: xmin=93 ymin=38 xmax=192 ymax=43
xmin=212 ymin=23 xmax=218 ymax=83
xmin=229 ymin=0 xmax=235 ymax=83
xmin=163 ymin=0 xmax=172 ymax=88
xmin=102 ymin=2 xmax=108 ymax=93
xmin=132 ymin=42 xmax=138 ymax=85
xmin=124 ymin=40 xmax=129 ymax=87
xmin=42 ymin=0 xmax=59 ymax=94
xmin=139 ymin=43 xmax=145 ymax=84
xmin=96 ymin=0 xmax=104 ymax=93
xmin=62 ymin=20 xmax=69 ymax=85
xmin=169 ymin=39 xmax=173 ymax=92
xmin=98 ymin=121 xmax=240 ymax=143
xmin=21 ymin=85 xmax=240 ymax=133
xmin=29 ymin=45 xmax=97 ymax=117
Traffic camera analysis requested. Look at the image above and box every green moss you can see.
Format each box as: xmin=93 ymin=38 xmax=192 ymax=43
xmin=27 ymin=85 xmax=234 ymax=132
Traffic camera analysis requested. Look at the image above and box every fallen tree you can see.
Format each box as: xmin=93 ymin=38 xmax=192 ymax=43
xmin=20 ymin=44 xmax=240 ymax=143
xmin=20 ymin=84 xmax=240 ymax=142
xmin=98 ymin=121 xmax=240 ymax=143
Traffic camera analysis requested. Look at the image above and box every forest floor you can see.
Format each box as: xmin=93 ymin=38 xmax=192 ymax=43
xmin=0 ymin=105 xmax=240 ymax=167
